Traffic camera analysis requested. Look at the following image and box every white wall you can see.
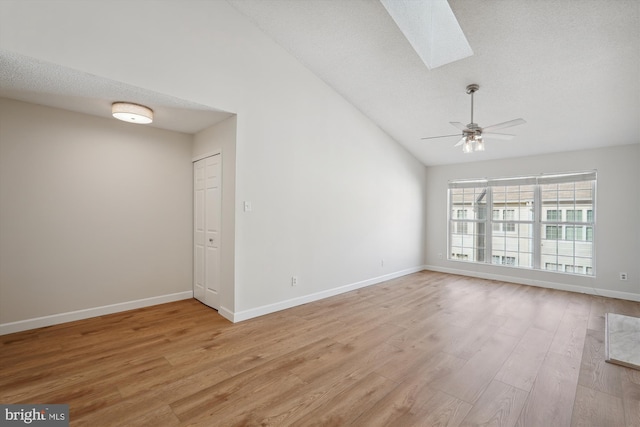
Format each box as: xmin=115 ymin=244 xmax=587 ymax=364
xmin=425 ymin=144 xmax=640 ymax=299
xmin=193 ymin=116 xmax=237 ymax=319
xmin=0 ymin=1 xmax=428 ymax=324
xmin=0 ymin=99 xmax=194 ymax=328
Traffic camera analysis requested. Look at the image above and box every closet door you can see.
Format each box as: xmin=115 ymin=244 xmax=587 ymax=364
xmin=193 ymin=154 xmax=221 ymax=310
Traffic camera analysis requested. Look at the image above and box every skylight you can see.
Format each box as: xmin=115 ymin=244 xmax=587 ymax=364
xmin=380 ymin=0 xmax=473 ymax=69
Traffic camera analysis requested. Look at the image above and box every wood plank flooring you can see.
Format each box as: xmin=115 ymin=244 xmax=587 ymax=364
xmin=2 ymin=271 xmax=640 ymax=426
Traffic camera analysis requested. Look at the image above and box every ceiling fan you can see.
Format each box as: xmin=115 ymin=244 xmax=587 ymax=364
xmin=422 ymin=84 xmax=526 ymax=153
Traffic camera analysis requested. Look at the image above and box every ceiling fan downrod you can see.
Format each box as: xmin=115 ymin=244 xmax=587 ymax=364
xmin=466 ymin=83 xmax=479 ymax=129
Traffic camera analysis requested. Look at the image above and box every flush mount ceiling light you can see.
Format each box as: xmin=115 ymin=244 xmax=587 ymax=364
xmin=111 ymin=102 xmax=153 ymax=124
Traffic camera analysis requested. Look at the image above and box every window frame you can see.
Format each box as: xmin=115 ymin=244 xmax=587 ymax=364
xmin=448 ymin=185 xmax=488 ymax=264
xmin=447 ymin=171 xmax=596 ymax=276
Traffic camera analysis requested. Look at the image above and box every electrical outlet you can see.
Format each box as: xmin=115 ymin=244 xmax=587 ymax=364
xmin=381 ymin=259 xmax=384 ymax=267
xmin=438 ymin=252 xmax=443 ymax=259
xmin=620 ymin=272 xmax=628 ymax=281
xmin=291 ymin=276 xmax=298 ymax=286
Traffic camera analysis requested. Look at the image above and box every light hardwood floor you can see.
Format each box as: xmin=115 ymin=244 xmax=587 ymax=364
xmin=2 ymin=271 xmax=640 ymax=426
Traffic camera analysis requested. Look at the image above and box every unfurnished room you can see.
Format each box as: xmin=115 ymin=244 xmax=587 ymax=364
xmin=0 ymin=0 xmax=639 ymax=426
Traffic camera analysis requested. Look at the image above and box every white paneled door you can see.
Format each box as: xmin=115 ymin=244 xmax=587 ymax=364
xmin=193 ymin=154 xmax=221 ymax=310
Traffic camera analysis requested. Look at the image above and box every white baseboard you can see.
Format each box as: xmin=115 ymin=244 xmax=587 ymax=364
xmin=0 ymin=267 xmax=425 ymax=333
xmin=218 ymin=306 xmax=235 ymax=322
xmin=15 ymin=264 xmax=627 ymax=334
xmin=0 ymin=291 xmax=193 ymax=335
xmin=229 ymin=266 xmax=426 ymax=323
xmin=424 ymin=265 xmax=640 ymax=302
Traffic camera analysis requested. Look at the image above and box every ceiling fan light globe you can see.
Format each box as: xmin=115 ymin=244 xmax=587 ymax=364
xmin=463 ymin=140 xmax=473 ymax=153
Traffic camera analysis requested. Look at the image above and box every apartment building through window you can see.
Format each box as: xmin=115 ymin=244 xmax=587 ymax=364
xmin=448 ymin=171 xmax=596 ymax=276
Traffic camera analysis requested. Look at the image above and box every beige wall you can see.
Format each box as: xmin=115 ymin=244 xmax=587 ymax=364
xmin=0 ymin=99 xmax=194 ymax=325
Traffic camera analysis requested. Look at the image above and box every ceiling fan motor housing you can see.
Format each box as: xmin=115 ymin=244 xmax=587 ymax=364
xmin=466 ymin=123 xmax=482 ymax=139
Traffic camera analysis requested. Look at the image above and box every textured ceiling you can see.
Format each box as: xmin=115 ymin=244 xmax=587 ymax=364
xmin=229 ymin=0 xmax=640 ymax=165
xmin=1 ymin=1 xmax=638 ymax=165
xmin=0 ymin=50 xmax=233 ymax=134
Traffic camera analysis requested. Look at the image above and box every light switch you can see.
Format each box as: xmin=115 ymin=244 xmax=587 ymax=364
xmin=244 ymin=201 xmax=252 ymax=212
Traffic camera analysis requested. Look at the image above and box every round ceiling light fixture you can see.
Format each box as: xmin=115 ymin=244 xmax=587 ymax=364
xmin=112 ymin=102 xmax=153 ymax=124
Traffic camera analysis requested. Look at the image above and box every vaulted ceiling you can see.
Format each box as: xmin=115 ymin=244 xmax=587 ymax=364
xmin=229 ymin=0 xmax=639 ymax=165
xmin=1 ymin=0 xmax=638 ymax=166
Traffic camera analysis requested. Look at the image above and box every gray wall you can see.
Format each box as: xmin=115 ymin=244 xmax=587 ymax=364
xmin=425 ymin=144 xmax=640 ymax=298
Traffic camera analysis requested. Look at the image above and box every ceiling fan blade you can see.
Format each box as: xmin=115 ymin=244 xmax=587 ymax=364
xmin=482 ymin=132 xmax=515 ymax=140
xmin=482 ymin=118 xmax=526 ymax=132
xmin=449 ymin=122 xmax=468 ymax=131
xmin=421 ymin=133 xmax=462 ymax=140
xmin=453 ymin=136 xmax=467 ymax=147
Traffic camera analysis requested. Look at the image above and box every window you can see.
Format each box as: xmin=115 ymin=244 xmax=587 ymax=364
xmin=586 ymin=227 xmax=593 ymax=241
xmin=492 ymin=210 xmax=501 ymax=231
xmin=565 ymin=265 xmax=583 ymax=274
xmin=567 ymin=210 xmax=583 ymax=222
xmin=541 ymin=177 xmax=594 ymax=274
xmin=448 ymin=171 xmax=596 ymax=276
xmin=545 ymin=262 xmax=561 ymax=271
xmin=565 ymin=226 xmax=583 ymax=241
xmin=503 ymin=210 xmax=516 ymax=232
xmin=449 ymin=185 xmax=487 ymax=263
xmin=456 ymin=209 xmax=468 ymax=234
xmin=547 ymin=210 xmax=560 ymax=221
xmin=489 ymin=183 xmax=534 ymax=268
xmin=492 ymin=255 xmax=516 ymax=265
xmin=545 ymin=225 xmax=562 ymax=240
xmin=586 ymin=210 xmax=594 ymax=242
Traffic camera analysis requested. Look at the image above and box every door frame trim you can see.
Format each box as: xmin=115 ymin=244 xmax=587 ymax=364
xmin=193 ymin=149 xmax=222 ymax=163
